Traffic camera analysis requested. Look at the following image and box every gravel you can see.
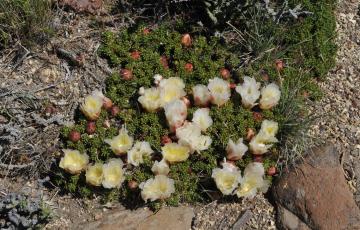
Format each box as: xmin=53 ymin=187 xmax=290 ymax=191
xmin=308 ymin=0 xmax=360 ymax=204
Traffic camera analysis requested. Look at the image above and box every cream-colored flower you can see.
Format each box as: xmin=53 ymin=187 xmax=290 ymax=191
xmin=159 ymin=77 xmax=186 ymax=106
xmin=164 ymin=99 xmax=187 ymax=132
xmin=260 ymin=83 xmax=281 ymax=109
xmin=258 ymin=120 xmax=279 ymax=142
xmin=208 ymin=77 xmax=231 ymax=106
xmin=236 ymin=162 xmax=269 ymax=199
xmin=127 ymin=141 xmax=154 ymax=166
xmin=138 ymin=87 xmax=162 ymax=112
xmin=59 ymin=149 xmax=89 ymax=174
xmin=176 ymin=122 xmax=212 ymax=153
xmin=192 ymin=84 xmax=211 ymax=107
xmin=235 ymin=77 xmax=261 ymax=108
xmin=212 ymin=162 xmax=242 ymax=195
xmin=249 ymin=133 xmax=273 ymax=155
xmin=140 ymin=175 xmax=175 ymax=202
xmin=85 ymin=163 xmax=103 ymax=186
xmin=226 ymin=138 xmax=248 ymax=161
xmin=105 ymin=126 xmax=134 ymax=155
xmin=80 ymin=90 xmax=104 ymax=120
xmin=192 ymin=108 xmax=213 ymax=132
xmin=161 ymin=143 xmax=191 ymax=163
xmin=151 ymin=159 xmax=170 ymax=175
xmin=102 ymin=159 xmax=125 ymax=189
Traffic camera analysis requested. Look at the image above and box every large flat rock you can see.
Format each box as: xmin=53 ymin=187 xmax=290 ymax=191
xmin=272 ymin=144 xmax=360 ymax=230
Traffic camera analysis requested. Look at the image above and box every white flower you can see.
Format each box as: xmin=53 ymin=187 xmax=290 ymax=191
xmin=85 ymin=163 xmax=103 ymax=186
xmin=235 ymin=77 xmax=261 ymax=108
xmin=140 ymin=175 xmax=175 ymax=202
xmin=258 ymin=120 xmax=279 ymax=142
xmin=127 ymin=141 xmax=154 ymax=166
xmin=208 ymin=77 xmax=231 ymax=106
xmin=192 ymin=84 xmax=211 ymax=107
xmin=192 ymin=108 xmax=213 ymax=132
xmin=236 ymin=162 xmax=269 ymax=199
xmin=226 ymin=138 xmax=248 ymax=161
xmin=105 ymin=126 xmax=134 ymax=155
xmin=102 ymin=159 xmax=125 ymax=189
xmin=151 ymin=159 xmax=170 ymax=175
xmin=159 ymin=77 xmax=186 ymax=106
xmin=176 ymin=122 xmax=212 ymax=153
xmin=260 ymin=83 xmax=281 ymax=109
xmin=212 ymin=162 xmax=242 ymax=195
xmin=161 ymin=143 xmax=191 ymax=163
xmin=138 ymin=87 xmax=162 ymax=112
xmin=80 ymin=90 xmax=104 ymax=120
xmin=59 ymin=149 xmax=89 ymax=174
xmin=153 ymin=74 xmax=163 ymax=85
xmin=164 ymin=99 xmax=187 ymax=132
xmin=249 ymin=133 xmax=273 ymax=155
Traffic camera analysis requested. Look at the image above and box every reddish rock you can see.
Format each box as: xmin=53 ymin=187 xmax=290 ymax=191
xmin=272 ymin=144 xmax=360 ymax=230
xmin=59 ymin=0 xmax=103 ymax=14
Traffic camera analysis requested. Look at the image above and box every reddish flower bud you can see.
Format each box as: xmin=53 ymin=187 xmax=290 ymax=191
xmin=229 ymin=83 xmax=237 ymax=89
xmin=130 ymin=50 xmax=141 ymax=60
xmin=246 ymin=128 xmax=256 ymax=141
xmin=143 ymin=28 xmax=150 ymax=35
xmin=120 ymin=69 xmax=133 ymax=80
xmin=267 ymin=166 xmax=276 ymax=176
xmin=102 ymin=97 xmax=113 ymax=110
xmin=128 ymin=180 xmax=138 ymax=190
xmin=110 ymin=106 xmax=120 ymax=117
xmin=181 ymin=96 xmax=191 ymax=108
xmin=181 ymin=34 xmax=192 ymax=47
xmin=220 ymin=68 xmax=230 ymax=80
xmin=253 ymin=112 xmax=263 ymax=122
xmin=275 ymin=59 xmax=284 ymax=71
xmin=253 ymin=155 xmax=263 ymax=163
xmin=69 ymin=130 xmax=81 ymax=142
xmin=86 ymin=121 xmax=96 ymax=135
xmin=103 ymin=120 xmax=111 ymax=129
xmin=262 ymin=72 xmax=270 ymax=81
xmin=161 ymin=135 xmax=172 ymax=145
xmin=160 ymin=56 xmax=169 ymax=69
xmin=184 ymin=63 xmax=193 ymax=72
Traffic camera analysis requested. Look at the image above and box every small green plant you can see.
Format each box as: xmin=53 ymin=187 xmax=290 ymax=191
xmin=0 ymin=0 xmax=52 ymax=49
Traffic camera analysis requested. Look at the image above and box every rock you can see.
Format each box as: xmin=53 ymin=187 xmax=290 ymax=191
xmin=79 ymin=206 xmax=194 ymax=230
xmin=272 ymin=144 xmax=360 ymax=230
xmin=138 ymin=207 xmax=194 ymax=230
xmin=80 ymin=208 xmax=152 ymax=230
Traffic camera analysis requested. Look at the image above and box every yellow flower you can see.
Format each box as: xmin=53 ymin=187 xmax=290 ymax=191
xmin=192 ymin=108 xmax=213 ymax=132
xmin=176 ymin=122 xmax=212 ymax=153
xmin=258 ymin=120 xmax=278 ymax=142
xmin=208 ymin=77 xmax=231 ymax=106
xmin=151 ymin=159 xmax=170 ymax=175
xmin=212 ymin=162 xmax=241 ymax=195
xmin=80 ymin=90 xmax=104 ymax=120
xmin=85 ymin=163 xmax=103 ymax=186
xmin=59 ymin=149 xmax=89 ymax=174
xmin=159 ymin=77 xmax=186 ymax=106
xmin=236 ymin=163 xmax=269 ymax=199
xmin=161 ymin=143 xmax=190 ymax=163
xmin=226 ymin=138 xmax=248 ymax=161
xmin=192 ymin=84 xmax=211 ymax=107
xmin=249 ymin=133 xmax=273 ymax=155
xmin=259 ymin=83 xmax=281 ymax=110
xmin=127 ymin=141 xmax=154 ymax=166
xmin=235 ymin=77 xmax=261 ymax=108
xmin=138 ymin=87 xmax=162 ymax=112
xmin=102 ymin=159 xmax=125 ymax=189
xmin=140 ymin=175 xmax=175 ymax=202
xmin=164 ymin=99 xmax=187 ymax=132
xmin=105 ymin=126 xmax=134 ymax=155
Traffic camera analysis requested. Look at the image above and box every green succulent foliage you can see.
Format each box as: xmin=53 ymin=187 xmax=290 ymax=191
xmin=54 ymin=25 xmax=281 ymax=209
